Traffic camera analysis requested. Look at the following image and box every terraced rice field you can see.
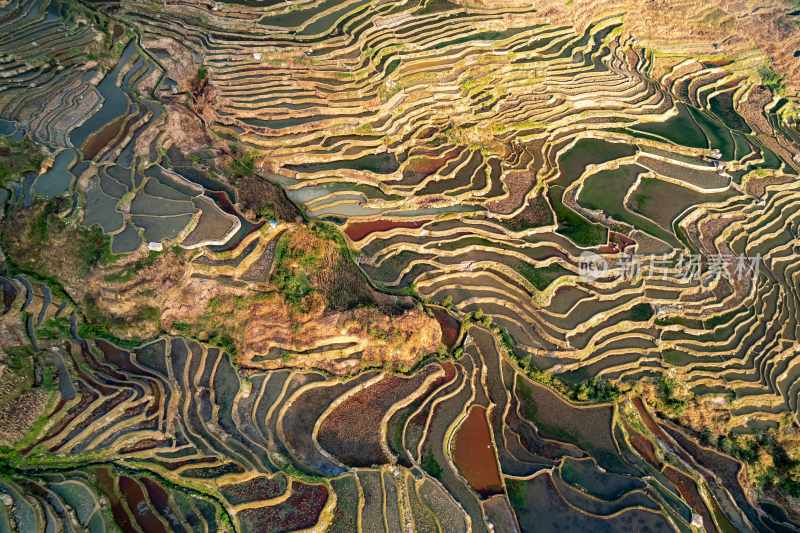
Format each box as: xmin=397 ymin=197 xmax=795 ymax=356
xmin=0 ymin=0 xmax=800 ymax=531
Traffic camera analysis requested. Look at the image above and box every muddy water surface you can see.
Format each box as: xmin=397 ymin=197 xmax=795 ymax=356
xmin=452 ymin=405 xmax=503 ymax=497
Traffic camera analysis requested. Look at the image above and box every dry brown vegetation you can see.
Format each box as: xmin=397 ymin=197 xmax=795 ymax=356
xmin=1 ymin=200 xmax=110 ymax=295
xmin=2 ymin=200 xmax=441 ymax=374
xmin=0 ymin=388 xmax=48 ymax=445
xmin=233 ymin=174 xmax=302 ymax=223
xmin=461 ymin=0 xmax=800 ymax=92
xmin=167 ymin=226 xmax=441 ymax=374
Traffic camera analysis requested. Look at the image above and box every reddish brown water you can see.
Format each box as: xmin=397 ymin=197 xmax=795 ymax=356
xmin=207 ymin=189 xmax=237 ymax=214
xmin=452 ymin=405 xmax=503 ymax=497
xmin=404 ymin=155 xmax=449 ymax=177
xmin=95 ymin=468 xmax=135 ymax=533
xmin=663 ymin=466 xmax=717 ymax=533
xmin=440 ymin=361 xmax=456 ymax=382
xmin=82 ymin=116 xmax=124 ymax=160
xmin=140 ymin=477 xmax=170 ymax=515
xmin=625 ymin=423 xmax=661 ymax=469
xmin=432 ymin=307 xmax=460 ymax=349
xmin=119 ymin=476 xmax=167 ymax=533
xmin=344 ymin=219 xmax=428 ymax=241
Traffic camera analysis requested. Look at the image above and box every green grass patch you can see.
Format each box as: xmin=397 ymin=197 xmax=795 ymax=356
xmin=41 ymin=365 xmax=57 ymax=391
xmin=2 ymin=200 xmax=115 ymax=294
xmin=656 ymin=376 xmax=688 ymax=415
xmin=172 ymin=321 xmax=192 ymax=333
xmin=703 ymin=308 xmax=740 ymax=329
xmin=4 ymin=346 xmax=34 ymax=374
xmin=515 ymin=262 xmax=571 ymax=291
xmin=225 ymin=144 xmax=256 ymax=179
xmin=662 ymin=350 xmax=694 ymax=366
xmin=28 ymin=203 xmax=55 ymax=246
xmin=77 ymin=225 xmax=116 ymax=274
xmin=270 ymin=229 xmax=331 ymax=310
xmin=0 ymin=136 xmax=43 ymax=187
xmin=567 ymin=378 xmax=620 ymax=403
xmin=77 ymin=296 xmax=144 ymax=349
xmin=76 ymin=322 xmax=143 ymax=349
xmin=258 ymin=205 xmax=276 ymax=221
xmin=310 ymin=221 xmax=349 ymax=254
xmin=25 ymin=201 xmax=116 ymax=273
xmin=36 ymin=316 xmax=72 ymax=340
xmin=628 ymin=303 xmax=654 ymax=322
xmin=35 ymin=299 xmax=146 ymax=349
xmin=633 ymin=193 xmax=651 ymax=211
xmin=421 ymin=454 xmax=443 ymax=480
xmin=718 ymin=430 xmax=800 ymax=498
xmin=548 ymin=186 xmax=607 ymax=247
xmin=506 ymin=478 xmax=527 ymax=508
xmin=103 ymin=250 xmax=161 ymax=283
xmin=207 ymin=330 xmax=237 ymax=356
xmin=759 ymin=66 xmax=785 ymax=95
xmin=272 ymin=264 xmax=314 ymax=309
xmin=280 ymin=463 xmax=327 ymax=483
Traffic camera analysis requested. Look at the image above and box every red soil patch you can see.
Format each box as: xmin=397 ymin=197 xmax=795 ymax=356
xmin=610 ymin=231 xmax=636 ymax=251
xmin=221 ymin=475 xmax=288 ymax=505
xmin=140 ymin=478 xmax=170 ymax=517
xmin=317 ymin=364 xmax=442 ymax=466
xmin=238 ymin=482 xmax=328 ymax=533
xmin=598 ymin=244 xmax=619 ymax=254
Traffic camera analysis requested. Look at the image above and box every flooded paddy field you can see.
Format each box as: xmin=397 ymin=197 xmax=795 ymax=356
xmin=452 ymin=405 xmax=504 ymax=497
